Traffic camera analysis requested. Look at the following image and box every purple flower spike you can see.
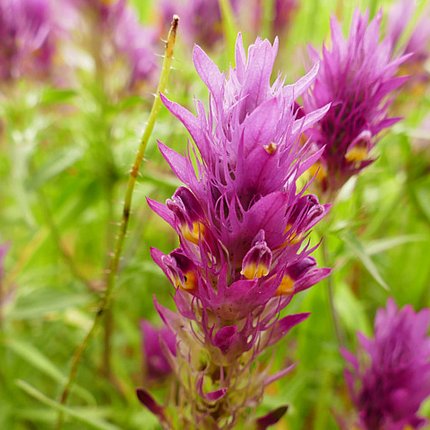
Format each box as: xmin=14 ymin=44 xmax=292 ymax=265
xmin=343 ymin=299 xmax=430 ymax=430
xmin=140 ymin=320 xmax=176 ymax=382
xmin=145 ymin=35 xmax=330 ymax=427
xmin=303 ymin=10 xmax=409 ymax=197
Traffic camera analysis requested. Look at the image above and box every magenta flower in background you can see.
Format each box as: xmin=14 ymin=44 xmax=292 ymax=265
xmin=140 ymin=34 xmax=331 ymax=428
xmin=343 ymin=299 xmax=430 ymax=430
xmin=140 ymin=320 xmax=176 ymax=382
xmin=252 ymin=0 xmax=297 ymax=37
xmin=273 ymin=0 xmax=297 ymax=34
xmin=67 ymin=0 xmax=158 ymax=91
xmin=303 ymin=10 xmax=409 ymax=198
xmin=387 ymin=0 xmax=430 ymax=86
xmin=159 ymin=0 xmax=240 ymax=48
xmin=387 ymin=0 xmax=430 ymax=61
xmin=110 ymin=1 xmax=158 ymax=88
xmin=0 ymin=0 xmax=57 ymax=81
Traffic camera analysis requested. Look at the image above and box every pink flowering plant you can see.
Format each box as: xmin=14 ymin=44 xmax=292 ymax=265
xmin=137 ymin=34 xmax=332 ymax=428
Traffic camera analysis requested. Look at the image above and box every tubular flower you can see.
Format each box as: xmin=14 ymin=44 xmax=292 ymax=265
xmin=343 ymin=299 xmax=430 ymax=430
xmin=158 ymin=0 xmax=241 ymax=49
xmin=303 ymin=10 xmax=409 ymax=197
xmin=140 ymin=320 xmax=176 ymax=382
xmin=0 ymin=0 xmax=57 ymax=81
xmin=141 ymin=35 xmax=330 ymax=428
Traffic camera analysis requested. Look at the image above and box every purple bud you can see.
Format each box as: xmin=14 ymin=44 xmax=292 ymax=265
xmin=241 ymin=234 xmax=272 ymax=280
xmin=167 ymin=187 xmax=207 ymax=245
xmin=256 ymin=405 xmax=288 ymax=430
xmin=140 ymin=320 xmax=176 ymax=381
xmin=136 ymin=388 xmax=168 ymax=423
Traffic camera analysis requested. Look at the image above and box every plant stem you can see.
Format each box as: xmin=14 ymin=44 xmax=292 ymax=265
xmin=55 ymin=16 xmax=179 ymax=429
xmin=321 ymin=238 xmax=344 ymax=347
xmin=101 ymin=163 xmax=118 ymax=379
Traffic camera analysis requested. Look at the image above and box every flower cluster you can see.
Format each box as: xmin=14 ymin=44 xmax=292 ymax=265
xmin=343 ymin=299 xmax=430 ymax=430
xmin=0 ymin=0 xmax=57 ymax=81
xmin=303 ymin=10 xmax=408 ymax=197
xmin=142 ymin=35 xmax=330 ymax=428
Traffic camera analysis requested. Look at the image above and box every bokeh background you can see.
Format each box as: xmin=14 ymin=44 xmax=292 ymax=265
xmin=0 ymin=0 xmax=429 ymax=428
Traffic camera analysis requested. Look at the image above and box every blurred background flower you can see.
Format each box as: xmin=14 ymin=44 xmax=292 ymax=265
xmin=343 ymin=299 xmax=430 ymax=430
xmin=303 ymin=10 xmax=408 ymax=199
xmin=140 ymin=320 xmax=176 ymax=383
xmin=0 ymin=0 xmax=58 ymax=81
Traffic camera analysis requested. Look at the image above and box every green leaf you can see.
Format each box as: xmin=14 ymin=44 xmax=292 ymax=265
xmin=341 ymin=232 xmax=389 ymax=290
xmin=365 ymin=235 xmax=424 ymax=256
xmin=410 ymin=177 xmax=430 ymax=224
xmin=16 ymin=380 xmax=120 ymax=430
xmin=8 ymin=293 xmax=92 ymax=320
xmin=335 ymin=284 xmax=371 ymax=336
xmin=6 ymin=339 xmax=94 ymax=404
xmin=39 ymin=88 xmax=77 ymax=106
xmin=29 ymin=147 xmax=83 ymax=189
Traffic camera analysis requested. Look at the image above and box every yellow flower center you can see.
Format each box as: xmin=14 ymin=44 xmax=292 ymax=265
xmin=241 ymin=262 xmax=269 ymax=280
xmin=284 ymin=223 xmax=302 ymax=245
xmin=181 ymin=221 xmax=205 ymax=245
xmin=345 ymin=146 xmax=369 ymax=165
xmin=264 ymin=142 xmax=277 ymax=155
xmin=308 ymin=161 xmax=328 ymax=183
xmin=174 ymin=270 xmax=197 ymax=292
xmin=275 ymin=275 xmax=295 ymax=296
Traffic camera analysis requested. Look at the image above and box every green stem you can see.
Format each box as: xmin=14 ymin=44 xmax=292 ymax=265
xmin=318 ymin=188 xmax=345 ymax=348
xmin=321 ymin=232 xmax=344 ymax=348
xmin=219 ymin=0 xmax=238 ymax=64
xmin=55 ymin=16 xmax=179 ymax=429
xmin=101 ymin=145 xmax=118 ymax=379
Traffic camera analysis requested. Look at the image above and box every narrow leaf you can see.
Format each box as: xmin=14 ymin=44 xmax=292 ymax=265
xmin=341 ymin=232 xmax=389 ymax=290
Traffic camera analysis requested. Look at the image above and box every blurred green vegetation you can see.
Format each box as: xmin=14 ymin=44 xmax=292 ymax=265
xmin=0 ymin=0 xmax=429 ymax=429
